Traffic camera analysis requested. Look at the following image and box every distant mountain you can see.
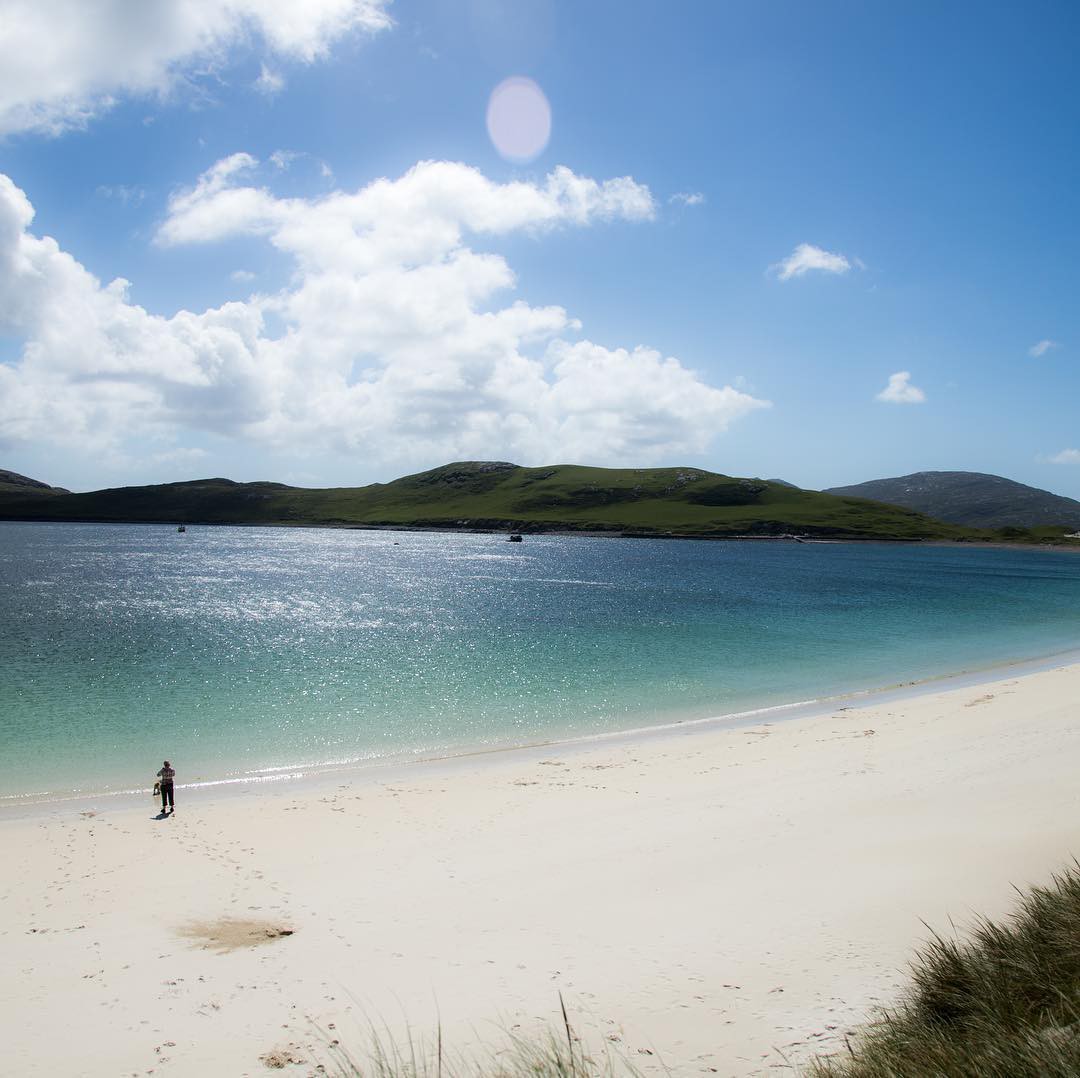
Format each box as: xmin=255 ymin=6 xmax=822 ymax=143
xmin=0 ymin=461 xmax=968 ymax=540
xmin=825 ymin=471 xmax=1080 ymax=530
xmin=0 ymin=469 xmax=68 ymax=495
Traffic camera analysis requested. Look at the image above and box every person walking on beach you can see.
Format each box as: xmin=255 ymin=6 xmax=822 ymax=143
xmin=157 ymin=760 xmax=175 ymax=814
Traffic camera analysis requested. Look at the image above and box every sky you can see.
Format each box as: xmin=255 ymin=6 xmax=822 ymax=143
xmin=0 ymin=0 xmax=1077 ymax=496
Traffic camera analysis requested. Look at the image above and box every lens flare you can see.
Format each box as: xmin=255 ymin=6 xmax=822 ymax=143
xmin=485 ymin=76 xmax=551 ymax=162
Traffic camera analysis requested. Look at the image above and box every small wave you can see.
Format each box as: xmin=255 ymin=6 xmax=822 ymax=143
xmin=448 ymin=553 xmax=532 ymax=562
xmin=533 ymin=577 xmax=621 ymax=588
xmin=466 ymin=573 xmax=619 ymax=588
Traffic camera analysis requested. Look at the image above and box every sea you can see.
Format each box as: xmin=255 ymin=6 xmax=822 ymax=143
xmin=2 ymin=522 xmax=1079 ymax=804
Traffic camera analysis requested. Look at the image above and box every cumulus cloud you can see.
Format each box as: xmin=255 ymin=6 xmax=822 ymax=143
xmin=0 ymin=0 xmax=392 ymax=136
xmin=875 ymin=371 xmax=926 ymax=404
xmin=539 ymin=340 xmax=769 ymax=460
xmin=0 ymin=161 xmax=767 ymax=472
xmin=0 ymin=173 xmax=269 ymax=452
xmin=773 ymin=243 xmax=852 ymax=281
xmin=670 ymin=192 xmax=705 ymax=206
xmin=158 ymin=158 xmax=655 ymax=248
xmin=1050 ymin=449 xmax=1080 ymax=464
xmin=1029 ymin=339 xmax=1060 ymax=358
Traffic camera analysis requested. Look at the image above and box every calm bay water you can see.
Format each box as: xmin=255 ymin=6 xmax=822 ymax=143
xmin=2 ymin=522 xmax=1079 ymax=801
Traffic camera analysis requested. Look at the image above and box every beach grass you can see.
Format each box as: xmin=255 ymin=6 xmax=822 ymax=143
xmin=316 ymin=996 xmax=640 ymax=1077
xmin=315 ymin=867 xmax=1080 ymax=1076
xmin=810 ymin=864 xmax=1080 ymax=1076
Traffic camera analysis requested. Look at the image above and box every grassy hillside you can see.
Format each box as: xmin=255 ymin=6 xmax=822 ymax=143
xmin=826 ymin=470 xmax=1080 ymax=529
xmin=0 ymin=460 xmax=981 ymax=540
xmin=0 ymin=468 xmax=68 ymax=496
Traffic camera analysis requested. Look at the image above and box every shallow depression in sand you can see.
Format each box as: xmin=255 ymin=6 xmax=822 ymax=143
xmin=178 ymin=917 xmax=294 ymax=953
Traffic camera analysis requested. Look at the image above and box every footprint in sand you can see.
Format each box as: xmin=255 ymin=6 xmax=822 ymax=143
xmin=260 ymin=1043 xmax=306 ymax=1069
xmin=965 ymin=693 xmax=995 ymax=707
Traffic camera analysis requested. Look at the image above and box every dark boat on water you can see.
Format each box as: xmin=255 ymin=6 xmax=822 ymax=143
xmin=507 ymin=533 xmax=523 ymax=542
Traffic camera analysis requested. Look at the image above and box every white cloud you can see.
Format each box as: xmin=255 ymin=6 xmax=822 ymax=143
xmin=0 ymin=161 xmax=767 ymax=473
xmin=773 ymin=243 xmax=852 ymax=281
xmin=875 ymin=371 xmax=926 ymax=404
xmin=254 ymin=64 xmax=285 ymax=97
xmin=157 ymin=159 xmax=656 ymax=250
xmin=1050 ymin=449 xmax=1080 ymax=464
xmin=96 ymin=184 xmax=146 ymax=206
xmin=152 ymin=447 xmax=209 ymax=466
xmin=0 ymin=0 xmax=393 ymax=136
xmin=269 ymin=149 xmax=300 ymax=170
xmin=539 ymin=341 xmax=768 ymax=460
xmin=230 ymin=269 xmax=256 ymax=283
xmin=670 ymin=192 xmax=705 ymax=207
xmin=1029 ymin=339 xmax=1060 ymax=358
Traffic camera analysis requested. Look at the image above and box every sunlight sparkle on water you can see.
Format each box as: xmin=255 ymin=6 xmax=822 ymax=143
xmin=3 ymin=524 xmax=1080 ymax=801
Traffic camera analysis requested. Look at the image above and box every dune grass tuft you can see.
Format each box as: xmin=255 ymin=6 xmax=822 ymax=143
xmin=314 ymin=867 xmax=1080 ymax=1075
xmin=810 ymin=864 xmax=1080 ymax=1076
xmin=316 ymin=995 xmax=640 ymax=1077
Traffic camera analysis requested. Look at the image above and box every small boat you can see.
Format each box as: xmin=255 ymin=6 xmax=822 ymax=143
xmin=507 ymin=533 xmax=523 ymax=543
xmin=177 ymin=524 xmax=187 ymax=533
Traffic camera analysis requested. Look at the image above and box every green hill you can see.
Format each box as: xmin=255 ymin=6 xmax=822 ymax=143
xmin=0 ymin=460 xmax=980 ymax=540
xmin=0 ymin=468 xmax=69 ymax=496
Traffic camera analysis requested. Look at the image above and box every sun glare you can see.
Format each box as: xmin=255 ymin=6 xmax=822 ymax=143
xmin=485 ymin=76 xmax=552 ymax=162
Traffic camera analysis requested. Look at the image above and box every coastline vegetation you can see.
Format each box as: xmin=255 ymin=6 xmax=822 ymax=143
xmin=4 ymin=459 xmax=1077 ymax=544
xmin=314 ymin=867 xmax=1080 ymax=1076
xmin=810 ymin=864 xmax=1080 ymax=1076
xmin=315 ymin=997 xmax=638 ymax=1077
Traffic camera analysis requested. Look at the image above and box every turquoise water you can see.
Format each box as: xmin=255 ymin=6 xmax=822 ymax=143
xmin=2 ymin=522 xmax=1079 ymax=801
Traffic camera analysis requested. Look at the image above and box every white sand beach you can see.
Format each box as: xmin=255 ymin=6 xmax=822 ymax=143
xmin=4 ymin=661 xmax=1080 ymax=1076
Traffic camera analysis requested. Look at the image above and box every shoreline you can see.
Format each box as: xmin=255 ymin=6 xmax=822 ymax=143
xmin=6 ymin=643 xmax=1080 ymax=816
xmin=4 ymin=658 xmax=1080 ymax=1075
xmin=3 ymin=516 xmax=1079 ymax=551
xmin=2 ymin=661 xmax=1080 ymax=1075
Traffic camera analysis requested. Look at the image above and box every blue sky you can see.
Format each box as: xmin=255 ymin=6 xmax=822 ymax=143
xmin=0 ymin=0 xmax=1077 ymax=497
